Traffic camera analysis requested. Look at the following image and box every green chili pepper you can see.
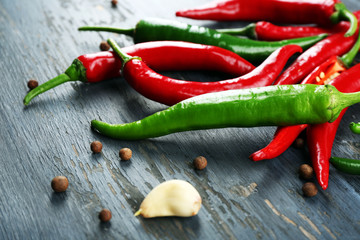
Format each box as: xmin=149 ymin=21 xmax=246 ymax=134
xmin=91 ymin=84 xmax=360 ymax=140
xmin=78 ymin=18 xmax=327 ymax=63
xmin=330 ymin=156 xmax=360 ymax=175
xmin=349 ymin=122 xmax=360 ymax=134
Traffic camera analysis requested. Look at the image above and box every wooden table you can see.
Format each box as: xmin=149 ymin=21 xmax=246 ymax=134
xmin=1 ymin=0 xmax=360 ymax=239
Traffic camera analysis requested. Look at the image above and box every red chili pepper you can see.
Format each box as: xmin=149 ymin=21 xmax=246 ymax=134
xmin=250 ymin=42 xmax=357 ymax=161
xmin=307 ymin=63 xmax=360 ymax=189
xmin=249 ymin=60 xmax=346 ymax=162
xmin=79 ymin=41 xmax=255 ymax=83
xmin=249 ymin=125 xmax=307 ymax=161
xmin=247 ymin=21 xmax=345 ymax=41
xmin=24 ymin=41 xmax=255 ymax=105
xmin=273 ymin=31 xmax=357 ymax=85
xmin=121 ymin=45 xmax=302 ymax=106
xmin=217 ymin=11 xmax=360 ymax=41
xmin=176 ymin=0 xmax=358 ymax=37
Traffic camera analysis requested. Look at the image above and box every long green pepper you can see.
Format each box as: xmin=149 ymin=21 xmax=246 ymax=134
xmin=330 ymin=157 xmax=360 ymax=175
xmin=78 ymin=18 xmax=327 ymax=63
xmin=91 ymin=84 xmax=360 ymax=140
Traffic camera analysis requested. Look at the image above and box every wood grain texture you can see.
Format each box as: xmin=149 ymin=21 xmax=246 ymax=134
xmin=1 ymin=0 xmax=360 ymax=239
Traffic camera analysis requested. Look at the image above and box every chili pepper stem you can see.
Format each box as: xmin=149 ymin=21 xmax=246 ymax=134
xmin=330 ymin=3 xmax=358 ymax=37
xmin=23 ymin=59 xmax=87 ymax=105
xmin=78 ymin=26 xmax=135 ymax=37
xmin=340 ymin=30 xmax=360 ymax=67
xmin=107 ymin=38 xmax=141 ymax=69
xmin=23 ymin=73 xmax=71 ymax=105
xmin=216 ymin=23 xmax=257 ymax=39
xmin=333 ymin=90 xmax=360 ymax=119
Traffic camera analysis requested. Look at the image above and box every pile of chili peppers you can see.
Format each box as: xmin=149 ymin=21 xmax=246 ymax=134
xmin=24 ymin=0 xmax=360 ymax=190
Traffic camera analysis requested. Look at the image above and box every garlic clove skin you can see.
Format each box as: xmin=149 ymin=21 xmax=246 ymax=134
xmin=135 ymin=179 xmax=202 ymax=218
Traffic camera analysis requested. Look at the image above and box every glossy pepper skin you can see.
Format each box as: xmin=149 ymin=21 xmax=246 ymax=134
xmin=255 ymin=63 xmax=360 ymax=187
xmin=122 ymin=44 xmax=302 ymax=106
xmin=217 ymin=11 xmax=360 ymax=41
xmin=330 ymin=157 xmax=360 ymax=175
xmin=250 ymin=52 xmax=355 ymax=162
xmin=249 ymin=125 xmax=308 ymax=161
xmin=250 ymin=57 xmax=347 ymax=161
xmin=176 ymin=0 xmax=334 ymax=23
xmin=92 ymin=40 xmax=360 ymax=140
xmin=79 ymin=41 xmax=255 ymax=82
xmin=306 ymin=63 xmax=360 ymax=189
xmin=349 ymin=122 xmax=360 ymax=134
xmin=249 ymin=25 xmax=360 ymax=162
xmin=23 ymin=41 xmax=255 ymax=105
xmin=91 ymin=83 xmax=360 ymax=140
xmin=176 ymin=0 xmax=357 ymax=37
xmin=78 ymin=18 xmax=327 ymax=63
xmin=273 ymin=31 xmax=357 ymax=85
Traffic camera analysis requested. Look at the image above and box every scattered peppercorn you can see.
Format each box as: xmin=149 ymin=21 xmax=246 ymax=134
xmin=99 ymin=209 xmax=112 ymax=222
xmin=119 ymin=148 xmax=132 ymax=161
xmin=100 ymin=41 xmax=110 ymax=51
xmin=193 ymin=156 xmax=207 ymax=170
xmin=111 ymin=0 xmax=118 ymax=7
xmin=51 ymin=176 xmax=69 ymax=192
xmin=299 ymin=164 xmax=314 ymax=180
xmin=27 ymin=79 xmax=38 ymax=90
xmin=302 ymin=182 xmax=318 ymax=197
xmin=91 ymin=141 xmax=103 ymax=154
xmin=293 ymin=138 xmax=305 ymax=149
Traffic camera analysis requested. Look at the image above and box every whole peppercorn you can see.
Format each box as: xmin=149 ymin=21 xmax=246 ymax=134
xmin=91 ymin=141 xmax=103 ymax=154
xmin=293 ymin=137 xmax=305 ymax=149
xmin=27 ymin=79 xmax=38 ymax=90
xmin=51 ymin=176 xmax=69 ymax=192
xmin=100 ymin=41 xmax=110 ymax=51
xmin=302 ymin=182 xmax=318 ymax=197
xmin=111 ymin=0 xmax=118 ymax=6
xmin=119 ymin=148 xmax=132 ymax=161
xmin=99 ymin=209 xmax=112 ymax=222
xmin=299 ymin=164 xmax=314 ymax=180
xmin=193 ymin=156 xmax=207 ymax=170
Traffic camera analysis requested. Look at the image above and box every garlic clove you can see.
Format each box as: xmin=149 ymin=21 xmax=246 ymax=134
xmin=134 ymin=179 xmax=202 ymax=218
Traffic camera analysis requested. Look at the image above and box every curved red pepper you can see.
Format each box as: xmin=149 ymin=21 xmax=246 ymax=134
xmin=273 ymin=32 xmax=357 ymax=85
xmin=249 ymin=125 xmax=307 ymax=161
xmin=24 ymin=41 xmax=255 ymax=105
xmin=307 ymin=63 xmax=360 ymax=189
xmin=122 ymin=45 xmax=302 ymax=106
xmin=78 ymin=41 xmax=255 ymax=83
xmin=176 ymin=0 xmax=337 ymax=25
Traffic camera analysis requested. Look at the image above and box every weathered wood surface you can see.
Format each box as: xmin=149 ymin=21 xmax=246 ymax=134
xmin=1 ymin=0 xmax=360 ymax=239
